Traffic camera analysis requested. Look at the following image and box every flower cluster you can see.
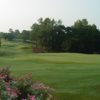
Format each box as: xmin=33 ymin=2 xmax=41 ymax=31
xmin=0 ymin=67 xmax=54 ymax=100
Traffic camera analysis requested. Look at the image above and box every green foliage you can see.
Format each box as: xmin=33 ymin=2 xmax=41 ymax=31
xmin=1 ymin=29 xmax=20 ymax=41
xmin=73 ymin=19 xmax=88 ymax=28
xmin=66 ymin=19 xmax=100 ymax=53
xmin=1 ymin=18 xmax=100 ymax=53
xmin=30 ymin=18 xmax=100 ymax=53
xmin=19 ymin=30 xmax=30 ymax=42
xmin=30 ymin=18 xmax=56 ymax=49
xmin=30 ymin=18 xmax=67 ymax=52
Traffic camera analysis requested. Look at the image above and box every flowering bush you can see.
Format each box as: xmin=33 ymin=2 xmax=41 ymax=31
xmin=0 ymin=67 xmax=54 ymax=100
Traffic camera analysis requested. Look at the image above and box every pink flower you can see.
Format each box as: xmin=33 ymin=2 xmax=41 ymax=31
xmin=6 ymin=87 xmax=11 ymax=91
xmin=12 ymin=91 xmax=18 ymax=97
xmin=30 ymin=95 xmax=35 ymax=100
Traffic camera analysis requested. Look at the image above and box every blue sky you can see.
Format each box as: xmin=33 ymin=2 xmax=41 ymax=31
xmin=0 ymin=0 xmax=100 ymax=32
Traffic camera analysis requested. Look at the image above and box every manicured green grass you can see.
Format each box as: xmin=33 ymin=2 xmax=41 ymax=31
xmin=0 ymin=40 xmax=100 ymax=100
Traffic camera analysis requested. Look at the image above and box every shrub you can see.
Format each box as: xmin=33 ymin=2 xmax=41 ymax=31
xmin=0 ymin=67 xmax=54 ymax=100
xmin=33 ymin=48 xmax=46 ymax=53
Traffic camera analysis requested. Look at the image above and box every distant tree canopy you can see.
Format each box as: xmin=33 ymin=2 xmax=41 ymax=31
xmin=1 ymin=29 xmax=20 ymax=41
xmin=69 ymin=19 xmax=100 ymax=53
xmin=30 ymin=18 xmax=65 ymax=52
xmin=19 ymin=30 xmax=30 ymax=42
xmin=0 ymin=18 xmax=100 ymax=54
xmin=30 ymin=18 xmax=100 ymax=53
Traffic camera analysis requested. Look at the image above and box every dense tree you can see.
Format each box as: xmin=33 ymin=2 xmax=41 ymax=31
xmin=48 ymin=25 xmax=67 ymax=52
xmin=6 ymin=28 xmax=15 ymax=40
xmin=0 ymin=18 xmax=100 ymax=54
xmin=14 ymin=29 xmax=20 ymax=39
xmin=65 ymin=19 xmax=100 ymax=53
xmin=30 ymin=18 xmax=56 ymax=48
xmin=30 ymin=18 xmax=66 ymax=52
xmin=73 ymin=19 xmax=88 ymax=28
xmin=30 ymin=18 xmax=100 ymax=53
xmin=1 ymin=29 xmax=20 ymax=41
xmin=19 ymin=30 xmax=30 ymax=42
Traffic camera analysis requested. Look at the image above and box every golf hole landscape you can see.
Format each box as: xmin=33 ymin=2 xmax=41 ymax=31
xmin=0 ymin=0 xmax=100 ymax=99
xmin=0 ymin=40 xmax=100 ymax=100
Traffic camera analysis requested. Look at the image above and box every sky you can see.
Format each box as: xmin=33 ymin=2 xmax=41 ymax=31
xmin=0 ymin=0 xmax=100 ymax=32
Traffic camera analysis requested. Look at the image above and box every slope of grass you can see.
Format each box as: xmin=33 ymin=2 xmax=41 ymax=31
xmin=0 ymin=40 xmax=100 ymax=100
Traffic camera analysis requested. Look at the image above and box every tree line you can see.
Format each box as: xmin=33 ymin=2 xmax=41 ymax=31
xmin=0 ymin=18 xmax=100 ymax=54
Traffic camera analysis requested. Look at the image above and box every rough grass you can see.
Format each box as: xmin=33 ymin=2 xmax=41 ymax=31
xmin=0 ymin=40 xmax=100 ymax=100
